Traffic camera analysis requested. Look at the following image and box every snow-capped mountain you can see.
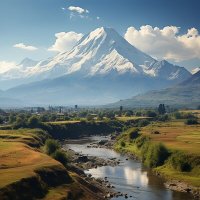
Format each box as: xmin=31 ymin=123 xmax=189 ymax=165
xmin=0 ymin=27 xmax=190 ymax=88
xmin=30 ymin=27 xmax=155 ymax=77
xmin=21 ymin=27 xmax=190 ymax=81
xmin=0 ymin=27 xmax=192 ymax=105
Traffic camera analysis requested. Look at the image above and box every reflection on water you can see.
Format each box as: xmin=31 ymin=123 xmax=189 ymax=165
xmin=63 ymin=136 xmax=193 ymax=200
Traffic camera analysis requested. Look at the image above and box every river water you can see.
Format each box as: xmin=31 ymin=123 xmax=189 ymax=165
xmin=63 ymin=136 xmax=192 ymax=200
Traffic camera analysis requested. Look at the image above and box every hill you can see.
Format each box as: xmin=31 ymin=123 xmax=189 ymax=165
xmin=109 ymin=71 xmax=200 ymax=108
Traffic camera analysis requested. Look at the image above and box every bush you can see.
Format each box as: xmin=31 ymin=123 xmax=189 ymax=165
xmin=135 ymin=112 xmax=142 ymax=116
xmin=28 ymin=116 xmax=41 ymax=128
xmin=120 ymin=141 xmax=126 ymax=147
xmin=134 ymin=135 xmax=149 ymax=148
xmin=52 ymin=150 xmax=68 ymax=166
xmin=146 ymin=111 xmax=157 ymax=118
xmin=13 ymin=117 xmax=27 ymax=128
xmin=45 ymin=139 xmax=60 ymax=155
xmin=137 ymin=119 xmax=150 ymax=127
xmin=157 ymin=114 xmax=169 ymax=122
xmin=185 ymin=118 xmax=198 ymax=125
xmin=169 ymin=151 xmax=191 ymax=172
xmin=128 ymin=128 xmax=140 ymax=140
xmin=142 ymin=143 xmax=170 ymax=167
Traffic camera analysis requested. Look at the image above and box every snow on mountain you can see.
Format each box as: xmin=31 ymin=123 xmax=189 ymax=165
xmin=0 ymin=58 xmax=38 ymax=80
xmin=141 ymin=60 xmax=190 ymax=81
xmin=25 ymin=27 xmax=155 ymax=79
xmin=192 ymin=67 xmax=200 ymax=74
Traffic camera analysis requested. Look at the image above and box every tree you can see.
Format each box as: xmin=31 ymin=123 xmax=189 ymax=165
xmin=125 ymin=110 xmax=133 ymax=117
xmin=120 ymin=106 xmax=123 ymax=112
xmin=9 ymin=114 xmax=16 ymax=124
xmin=158 ymin=104 xmax=166 ymax=115
xmin=28 ymin=116 xmax=40 ymax=128
xmin=146 ymin=110 xmax=157 ymax=117
xmin=0 ymin=116 xmax=4 ymax=124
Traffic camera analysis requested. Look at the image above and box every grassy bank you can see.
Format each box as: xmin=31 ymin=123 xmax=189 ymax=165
xmin=114 ymin=120 xmax=200 ymax=190
xmin=0 ymin=129 xmax=108 ymax=199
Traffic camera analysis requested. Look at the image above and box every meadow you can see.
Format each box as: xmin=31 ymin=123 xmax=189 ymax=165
xmin=114 ymin=117 xmax=200 ymax=188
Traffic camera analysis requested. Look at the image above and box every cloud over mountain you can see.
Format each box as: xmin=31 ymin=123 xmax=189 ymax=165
xmin=48 ymin=31 xmax=83 ymax=52
xmin=124 ymin=25 xmax=200 ymax=62
xmin=0 ymin=61 xmax=16 ymax=74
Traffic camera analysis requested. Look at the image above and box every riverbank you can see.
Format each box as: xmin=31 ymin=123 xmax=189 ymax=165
xmin=114 ymin=121 xmax=200 ymax=199
xmin=62 ymin=137 xmax=125 ymax=199
xmin=0 ymin=129 xmax=115 ymax=200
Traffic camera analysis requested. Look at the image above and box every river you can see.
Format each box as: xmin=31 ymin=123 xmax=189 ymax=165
xmin=63 ymin=136 xmax=193 ymax=200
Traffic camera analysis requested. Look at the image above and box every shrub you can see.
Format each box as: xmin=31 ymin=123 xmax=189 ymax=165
xmin=135 ymin=112 xmax=142 ymax=116
xmin=13 ymin=117 xmax=27 ymax=128
xmin=169 ymin=151 xmax=191 ymax=172
xmin=142 ymin=143 xmax=170 ymax=167
xmin=120 ymin=141 xmax=126 ymax=147
xmin=45 ymin=139 xmax=60 ymax=155
xmin=28 ymin=116 xmax=41 ymax=128
xmin=137 ymin=119 xmax=150 ymax=127
xmin=146 ymin=111 xmax=157 ymax=118
xmin=185 ymin=118 xmax=198 ymax=125
xmin=157 ymin=114 xmax=169 ymax=122
xmin=135 ymin=135 xmax=149 ymax=148
xmin=52 ymin=150 xmax=68 ymax=166
xmin=128 ymin=128 xmax=140 ymax=140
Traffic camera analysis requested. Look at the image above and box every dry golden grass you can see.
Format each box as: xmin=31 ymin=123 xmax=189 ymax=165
xmin=141 ymin=120 xmax=200 ymax=154
xmin=0 ymin=129 xmax=61 ymax=189
xmin=47 ymin=120 xmax=81 ymax=125
xmin=180 ymin=109 xmax=200 ymax=118
xmin=116 ymin=116 xmax=150 ymax=122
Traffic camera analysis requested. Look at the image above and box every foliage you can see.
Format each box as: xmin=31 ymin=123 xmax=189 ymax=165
xmin=128 ymin=128 xmax=140 ymax=140
xmin=28 ymin=116 xmax=41 ymax=128
xmin=134 ymin=135 xmax=149 ymax=148
xmin=168 ymin=151 xmax=191 ymax=172
xmin=45 ymin=139 xmax=60 ymax=155
xmin=158 ymin=104 xmax=166 ymax=115
xmin=120 ymin=141 xmax=126 ymax=147
xmin=174 ymin=112 xmax=197 ymax=119
xmin=146 ymin=110 xmax=157 ymax=118
xmin=142 ymin=142 xmax=170 ymax=167
xmin=185 ymin=118 xmax=198 ymax=125
xmin=52 ymin=150 xmax=68 ymax=165
xmin=157 ymin=114 xmax=169 ymax=121
xmin=137 ymin=119 xmax=150 ymax=127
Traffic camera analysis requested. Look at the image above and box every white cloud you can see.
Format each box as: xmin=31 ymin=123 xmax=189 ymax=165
xmin=0 ymin=61 xmax=16 ymax=74
xmin=48 ymin=31 xmax=83 ymax=52
xmin=97 ymin=16 xmax=100 ymax=20
xmin=124 ymin=25 xmax=200 ymax=62
xmin=68 ymin=6 xmax=89 ymax=14
xmin=13 ymin=43 xmax=38 ymax=51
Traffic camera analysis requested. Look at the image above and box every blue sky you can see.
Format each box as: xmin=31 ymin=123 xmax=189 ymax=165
xmin=0 ymin=0 xmax=200 ymax=71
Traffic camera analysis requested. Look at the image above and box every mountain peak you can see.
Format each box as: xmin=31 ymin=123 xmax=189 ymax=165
xmin=18 ymin=58 xmax=38 ymax=69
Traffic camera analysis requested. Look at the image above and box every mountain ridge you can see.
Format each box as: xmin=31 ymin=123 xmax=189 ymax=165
xmin=108 ymin=70 xmax=200 ymax=108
